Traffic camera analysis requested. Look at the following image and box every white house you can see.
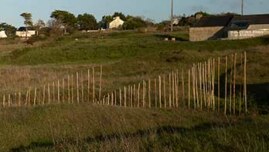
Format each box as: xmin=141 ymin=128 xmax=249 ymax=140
xmin=16 ymin=27 xmax=36 ymax=38
xmin=109 ymin=16 xmax=124 ymax=29
xmin=0 ymin=30 xmax=7 ymax=38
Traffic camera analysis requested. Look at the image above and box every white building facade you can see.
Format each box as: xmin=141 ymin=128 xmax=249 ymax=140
xmin=109 ymin=16 xmax=124 ymax=29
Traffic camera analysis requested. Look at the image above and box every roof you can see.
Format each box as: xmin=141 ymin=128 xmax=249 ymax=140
xmin=230 ymin=14 xmax=269 ymax=25
xmin=17 ymin=27 xmax=35 ymax=31
xmin=192 ymin=15 xmax=233 ymax=27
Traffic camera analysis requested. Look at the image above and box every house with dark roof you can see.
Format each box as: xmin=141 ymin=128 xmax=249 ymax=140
xmin=16 ymin=27 xmax=36 ymax=38
xmin=189 ymin=14 xmax=269 ymax=41
xmin=189 ymin=15 xmax=233 ymax=41
xmin=228 ymin=14 xmax=269 ymax=39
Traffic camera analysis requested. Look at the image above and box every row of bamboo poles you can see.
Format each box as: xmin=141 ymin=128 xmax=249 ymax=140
xmin=1 ymin=66 xmax=103 ymax=108
xmin=96 ymin=52 xmax=247 ymax=115
xmin=0 ymin=52 xmax=248 ymax=115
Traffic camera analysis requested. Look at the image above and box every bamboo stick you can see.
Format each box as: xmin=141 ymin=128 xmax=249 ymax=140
xmin=233 ymin=53 xmax=237 ymax=114
xmin=71 ymin=75 xmax=74 ymax=103
xmin=154 ymin=79 xmax=157 ymax=108
xmin=137 ymin=83 xmax=140 ymax=107
xmin=244 ymin=52 xmax=247 ymax=113
xmin=188 ymin=69 xmax=191 ymax=109
xmin=18 ymin=92 xmax=21 ymax=107
xmin=76 ymin=72 xmax=79 ymax=103
xmin=175 ymin=70 xmax=179 ymax=108
xmin=212 ymin=59 xmax=216 ymax=111
xmin=57 ymin=80 xmax=60 ymax=104
xmin=172 ymin=72 xmax=175 ymax=107
xmin=119 ymin=88 xmax=122 ymax=106
xmin=124 ymin=86 xmax=127 ymax=107
xmin=163 ymin=75 xmax=166 ymax=108
xmin=48 ymin=83 xmax=51 ymax=104
xmin=81 ymin=79 xmax=84 ymax=102
xmin=43 ymin=85 xmax=46 ymax=105
xmin=2 ymin=95 xmax=6 ymax=108
xmin=159 ymin=76 xmax=162 ymax=108
xmin=52 ymin=82 xmax=55 ymax=103
xmin=224 ymin=56 xmax=228 ymax=115
xmin=169 ymin=73 xmax=172 ymax=108
xmin=218 ymin=57 xmax=220 ymax=112
xmin=148 ymin=79 xmax=151 ymax=108
xmin=99 ymin=65 xmax=102 ymax=101
xmin=68 ymin=75 xmax=70 ymax=103
xmin=181 ymin=69 xmax=185 ymax=107
xmin=143 ymin=81 xmax=146 ymax=108
xmin=88 ymin=69 xmax=90 ymax=102
xmin=8 ymin=94 xmax=11 ymax=107
xmin=92 ymin=67 xmax=95 ymax=103
xmin=34 ymin=88 xmax=37 ymax=106
xmin=230 ymin=54 xmax=233 ymax=114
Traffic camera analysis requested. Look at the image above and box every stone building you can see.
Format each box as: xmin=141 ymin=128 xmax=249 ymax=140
xmin=189 ymin=14 xmax=269 ymax=41
xmin=228 ymin=14 xmax=269 ymax=39
xmin=0 ymin=30 xmax=7 ymax=38
xmin=189 ymin=15 xmax=233 ymax=41
xmin=16 ymin=27 xmax=36 ymax=38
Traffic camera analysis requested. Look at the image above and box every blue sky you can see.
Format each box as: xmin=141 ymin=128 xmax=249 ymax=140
xmin=0 ymin=0 xmax=269 ymax=27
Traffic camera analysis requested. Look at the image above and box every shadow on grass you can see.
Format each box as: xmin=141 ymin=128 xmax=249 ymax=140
xmin=218 ymin=66 xmax=269 ymax=113
xmin=10 ymin=122 xmax=230 ymax=152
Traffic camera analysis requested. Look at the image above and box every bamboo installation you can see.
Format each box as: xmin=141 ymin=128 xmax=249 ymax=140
xmin=0 ymin=55 xmax=248 ymax=116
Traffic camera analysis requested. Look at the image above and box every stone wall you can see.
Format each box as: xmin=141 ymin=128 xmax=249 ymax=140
xmin=228 ymin=24 xmax=269 ymax=39
xmin=189 ymin=26 xmax=224 ymax=41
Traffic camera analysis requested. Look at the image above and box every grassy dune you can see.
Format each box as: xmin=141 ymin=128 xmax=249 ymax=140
xmin=0 ymin=31 xmax=268 ymax=151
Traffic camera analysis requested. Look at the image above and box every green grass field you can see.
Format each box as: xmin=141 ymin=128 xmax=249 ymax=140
xmin=0 ymin=31 xmax=268 ymax=151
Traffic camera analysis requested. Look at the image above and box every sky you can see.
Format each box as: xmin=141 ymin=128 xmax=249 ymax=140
xmin=0 ymin=0 xmax=269 ymax=27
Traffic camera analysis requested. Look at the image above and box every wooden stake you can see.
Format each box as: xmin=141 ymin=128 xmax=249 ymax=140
xmin=137 ymin=83 xmax=141 ymax=107
xmin=244 ymin=52 xmax=247 ymax=113
xmin=188 ymin=69 xmax=191 ymax=109
xmin=71 ymin=75 xmax=74 ymax=103
xmin=52 ymin=82 xmax=55 ymax=103
xmin=143 ymin=81 xmax=146 ymax=108
xmin=62 ymin=78 xmax=65 ymax=103
xmin=2 ymin=95 xmax=6 ymax=108
xmin=154 ymin=79 xmax=157 ymax=108
xmin=99 ymin=65 xmax=103 ymax=101
xmin=88 ymin=69 xmax=90 ymax=102
xmin=92 ymin=67 xmax=95 ymax=103
xmin=34 ymin=88 xmax=37 ymax=106
xmin=18 ymin=92 xmax=21 ymax=107
xmin=124 ymin=86 xmax=127 ymax=107
xmin=169 ymin=73 xmax=172 ymax=108
xmin=76 ymin=72 xmax=79 ymax=103
xmin=119 ymin=88 xmax=122 ymax=106
xmin=159 ymin=76 xmax=162 ymax=108
xmin=43 ymin=85 xmax=46 ymax=105
xmin=233 ymin=53 xmax=237 ymax=114
xmin=8 ymin=94 xmax=11 ymax=107
xmin=148 ymin=79 xmax=151 ymax=108
xmin=57 ymin=80 xmax=60 ymax=104
xmin=224 ymin=56 xmax=228 ymax=115
xmin=68 ymin=75 xmax=70 ymax=103
xmin=218 ymin=57 xmax=220 ymax=112
xmin=48 ymin=83 xmax=51 ymax=104
xmin=230 ymin=54 xmax=233 ymax=114
xmin=81 ymin=79 xmax=84 ymax=102
xmin=163 ymin=75 xmax=167 ymax=108
xmin=181 ymin=69 xmax=185 ymax=107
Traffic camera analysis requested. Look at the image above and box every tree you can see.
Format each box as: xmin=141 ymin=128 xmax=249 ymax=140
xmin=99 ymin=15 xmax=113 ymax=29
xmin=77 ymin=13 xmax=98 ymax=30
xmin=20 ymin=12 xmax=33 ymax=38
xmin=123 ymin=16 xmax=147 ymax=30
xmin=0 ymin=23 xmax=16 ymax=37
xmin=112 ymin=12 xmax=126 ymax=21
xmin=34 ymin=19 xmax=46 ymax=36
xmin=50 ymin=10 xmax=77 ymax=33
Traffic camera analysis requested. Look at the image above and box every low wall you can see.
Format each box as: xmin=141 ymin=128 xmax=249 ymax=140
xmin=228 ymin=29 xmax=269 ymax=39
xmin=189 ymin=26 xmax=224 ymax=41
